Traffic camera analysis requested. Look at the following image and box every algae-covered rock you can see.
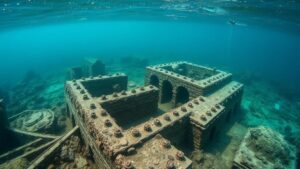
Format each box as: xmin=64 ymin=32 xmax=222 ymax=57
xmin=0 ymin=158 xmax=29 ymax=169
xmin=233 ymin=126 xmax=296 ymax=169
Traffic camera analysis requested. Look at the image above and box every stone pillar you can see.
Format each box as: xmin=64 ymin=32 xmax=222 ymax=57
xmin=192 ymin=125 xmax=202 ymax=150
xmin=172 ymin=87 xmax=177 ymax=106
xmin=158 ymin=81 xmax=163 ymax=103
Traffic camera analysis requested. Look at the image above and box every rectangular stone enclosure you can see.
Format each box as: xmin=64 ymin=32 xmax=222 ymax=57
xmin=65 ymin=61 xmax=243 ymax=169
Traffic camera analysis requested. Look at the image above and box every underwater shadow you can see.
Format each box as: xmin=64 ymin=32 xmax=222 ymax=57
xmin=201 ymin=106 xmax=247 ymax=155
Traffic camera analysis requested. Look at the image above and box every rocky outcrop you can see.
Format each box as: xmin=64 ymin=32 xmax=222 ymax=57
xmin=233 ymin=126 xmax=296 ymax=169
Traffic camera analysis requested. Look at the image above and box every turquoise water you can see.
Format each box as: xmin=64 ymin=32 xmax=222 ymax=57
xmin=1 ymin=21 xmax=299 ymax=88
xmin=0 ymin=0 xmax=300 ymax=168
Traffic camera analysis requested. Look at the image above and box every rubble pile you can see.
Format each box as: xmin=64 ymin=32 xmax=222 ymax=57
xmin=233 ymin=126 xmax=296 ymax=169
xmin=48 ymin=135 xmax=95 ymax=169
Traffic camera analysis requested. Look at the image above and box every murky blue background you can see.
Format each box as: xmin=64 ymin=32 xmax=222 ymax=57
xmin=0 ymin=0 xmax=299 ymax=92
xmin=0 ymin=1 xmax=300 ymax=167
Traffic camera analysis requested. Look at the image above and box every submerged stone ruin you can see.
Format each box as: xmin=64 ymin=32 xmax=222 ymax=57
xmin=0 ymin=61 xmax=245 ymax=168
xmin=60 ymin=61 xmax=243 ymax=169
xmin=68 ymin=58 xmax=106 ymax=80
xmin=3 ymin=61 xmax=295 ymax=169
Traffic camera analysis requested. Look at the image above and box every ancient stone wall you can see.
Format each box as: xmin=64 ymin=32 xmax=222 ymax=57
xmin=62 ymin=62 xmax=244 ymax=169
xmin=68 ymin=66 xmax=83 ymax=80
xmin=65 ymin=74 xmax=193 ymax=169
xmin=145 ymin=62 xmax=235 ymax=106
xmin=67 ymin=58 xmax=106 ymax=80
xmin=100 ymin=89 xmax=159 ymax=129
xmin=65 ymin=95 xmax=112 ymax=169
xmin=189 ymin=97 xmax=225 ymax=150
xmin=182 ymin=63 xmax=219 ymax=80
xmin=83 ymin=58 xmax=105 ymax=77
xmin=81 ymin=74 xmax=127 ymax=97
xmin=208 ymin=82 xmax=244 ymax=122
xmin=190 ymin=83 xmax=243 ymax=150
xmin=65 ymin=74 xmax=136 ymax=169
xmin=145 ymin=67 xmax=202 ymax=105
xmin=160 ymin=117 xmax=191 ymax=148
xmin=201 ymin=74 xmax=233 ymax=96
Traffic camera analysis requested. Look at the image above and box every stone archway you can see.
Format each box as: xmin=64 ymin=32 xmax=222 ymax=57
xmin=149 ymin=75 xmax=159 ymax=88
xmin=161 ymin=80 xmax=173 ymax=103
xmin=175 ymin=86 xmax=189 ymax=106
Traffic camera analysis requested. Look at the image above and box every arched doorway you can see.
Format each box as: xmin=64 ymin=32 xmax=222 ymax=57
xmin=161 ymin=80 xmax=173 ymax=103
xmin=149 ymin=75 xmax=159 ymax=88
xmin=175 ymin=86 xmax=189 ymax=106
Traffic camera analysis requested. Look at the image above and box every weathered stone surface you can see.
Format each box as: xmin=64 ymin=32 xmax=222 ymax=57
xmin=62 ymin=61 xmax=243 ymax=169
xmin=233 ymin=126 xmax=296 ymax=169
xmin=0 ymin=61 xmax=245 ymax=169
xmin=68 ymin=58 xmax=106 ymax=80
xmin=0 ymin=158 xmax=29 ymax=169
